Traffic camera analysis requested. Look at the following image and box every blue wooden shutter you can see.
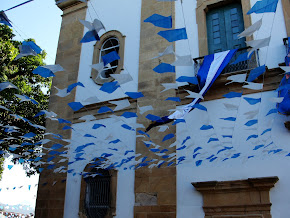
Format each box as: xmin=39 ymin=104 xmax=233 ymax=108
xmin=207 ymin=3 xmax=246 ymax=55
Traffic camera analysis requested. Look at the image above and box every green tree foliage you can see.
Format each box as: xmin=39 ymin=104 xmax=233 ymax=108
xmin=0 ymin=24 xmax=50 ymax=177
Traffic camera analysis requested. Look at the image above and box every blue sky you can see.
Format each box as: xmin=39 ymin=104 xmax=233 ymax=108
xmin=1 ymin=0 xmax=63 ymax=64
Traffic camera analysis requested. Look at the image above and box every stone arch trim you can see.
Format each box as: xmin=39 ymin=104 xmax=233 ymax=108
xmin=91 ymin=30 xmax=126 ymax=85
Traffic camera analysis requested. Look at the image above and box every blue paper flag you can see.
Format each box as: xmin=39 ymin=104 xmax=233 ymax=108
xmin=150 ymin=148 xmax=160 ymax=152
xmin=153 ymin=63 xmax=175 ymax=73
xmin=162 ymin=133 xmax=175 ymax=142
xmin=231 ymin=153 xmax=241 ymax=158
xmin=67 ymin=82 xmax=85 ymax=93
xmin=165 ymin=97 xmax=180 ymax=102
xmin=245 ymin=119 xmax=258 ymax=126
xmin=125 ymin=150 xmax=134 ymax=156
xmin=177 ymin=145 xmax=186 ymax=150
xmin=231 ymin=52 xmax=253 ymax=65
xmin=93 ymin=124 xmax=106 ymax=129
xmin=191 ymin=104 xmax=207 ymax=111
xmin=222 ymin=135 xmax=232 ymax=138
xmin=100 ymin=81 xmax=120 ymax=94
xmin=68 ymin=102 xmax=84 ymax=111
xmin=0 ymin=11 xmax=12 ymax=27
xmin=268 ymin=149 xmax=282 ymax=154
xmin=223 ymin=92 xmax=243 ymax=98
xmin=19 ymin=158 xmax=24 ymax=164
xmin=58 ymin=118 xmax=71 ymax=124
xmin=217 ymin=146 xmax=233 ymax=154
xmin=261 ymin=128 xmax=271 ymax=135
xmin=247 ymin=65 xmax=266 ymax=82
xmin=121 ymin=112 xmax=138 ymax=118
xmin=125 ymin=92 xmax=144 ymax=99
xmin=253 ymin=144 xmax=264 ymax=150
xmin=158 ymin=28 xmax=188 ymax=42
xmin=146 ymin=114 xmax=161 ymax=121
xmin=102 ymin=51 xmax=120 ymax=66
xmin=63 ymin=125 xmax=73 ymax=130
xmin=172 ymin=119 xmax=186 ymax=125
xmin=193 ymin=147 xmax=202 ymax=153
xmin=206 ymin=155 xmax=214 ymax=160
xmin=51 ymin=144 xmax=63 ymax=150
xmin=23 ymin=41 xmax=42 ymax=54
xmin=176 ymin=76 xmax=198 ymax=84
xmin=220 ymin=117 xmax=236 ymax=121
xmin=32 ymin=67 xmax=55 ymax=78
xmin=244 ymin=97 xmax=261 ymax=105
xmin=47 ymin=156 xmax=55 ymax=162
xmin=84 ymin=134 xmax=96 ymax=138
xmin=200 ymin=125 xmax=213 ymax=130
xmin=266 ymin=108 xmax=278 ymax=116
xmin=247 ymin=0 xmax=278 ymax=14
xmin=98 ymin=106 xmax=113 ymax=113
xmin=193 ymin=153 xmax=200 ymax=159
xmin=23 ymin=132 xmax=36 ymax=138
xmin=109 ymin=139 xmax=121 ymax=144
xmin=196 ymin=160 xmax=202 ymax=166
xmin=246 ymin=134 xmax=258 ymax=141
xmin=144 ymin=14 xmax=172 ymax=28
xmin=8 ymin=165 xmax=13 ymax=170
xmin=80 ymin=30 xmax=100 ymax=43
xmin=160 ymin=149 xmax=168 ymax=153
xmin=121 ymin=124 xmax=134 ymax=131
xmin=34 ymin=111 xmax=45 ymax=117
xmin=208 ymin=138 xmax=219 ymax=143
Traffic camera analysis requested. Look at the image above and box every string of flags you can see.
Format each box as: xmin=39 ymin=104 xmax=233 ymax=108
xmin=0 ymin=0 xmax=289 ymax=185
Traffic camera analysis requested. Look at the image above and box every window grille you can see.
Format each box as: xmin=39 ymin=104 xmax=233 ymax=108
xmin=98 ymin=37 xmax=120 ymax=79
xmin=84 ymin=169 xmax=111 ymax=218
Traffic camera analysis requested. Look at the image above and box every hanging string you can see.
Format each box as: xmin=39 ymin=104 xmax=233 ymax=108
xmin=3 ymin=0 xmax=34 ymax=12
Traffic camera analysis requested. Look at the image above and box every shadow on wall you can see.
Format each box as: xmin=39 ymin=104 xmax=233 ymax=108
xmin=285 ymin=121 xmax=290 ymax=130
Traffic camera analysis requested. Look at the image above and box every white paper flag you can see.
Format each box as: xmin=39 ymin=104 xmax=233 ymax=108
xmin=171 ymin=55 xmax=193 ymax=66
xmin=238 ymin=19 xmax=262 ymax=39
xmin=226 ymin=73 xmax=247 ymax=85
xmin=247 ymin=37 xmax=271 ymax=57
xmin=109 ymin=99 xmax=131 ymax=111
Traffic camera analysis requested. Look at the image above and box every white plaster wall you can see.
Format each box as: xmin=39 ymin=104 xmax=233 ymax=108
xmin=176 ymin=91 xmax=290 ymax=217
xmin=250 ymin=0 xmax=287 ymax=69
xmin=175 ymin=0 xmax=199 ymax=84
xmin=76 ymin=0 xmax=142 ymax=105
xmin=63 ymin=117 xmax=136 ymax=218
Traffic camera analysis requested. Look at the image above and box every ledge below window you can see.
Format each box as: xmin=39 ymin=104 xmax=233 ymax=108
xmin=192 ymin=176 xmax=279 ymax=218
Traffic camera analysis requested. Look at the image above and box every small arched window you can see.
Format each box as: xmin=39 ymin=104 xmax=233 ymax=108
xmin=91 ymin=31 xmax=125 ymax=85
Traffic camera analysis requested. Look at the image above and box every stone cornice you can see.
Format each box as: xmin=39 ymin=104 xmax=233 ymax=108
xmin=56 ymin=0 xmax=87 ymax=11
xmin=192 ymin=176 xmax=279 ymax=193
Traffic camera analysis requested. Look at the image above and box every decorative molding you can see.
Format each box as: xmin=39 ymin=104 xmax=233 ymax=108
xmin=192 ymin=177 xmax=279 ymax=217
xmin=91 ymin=30 xmax=126 ymax=85
xmin=72 ymin=97 xmax=137 ymax=123
xmin=56 ymin=0 xmax=86 ymax=11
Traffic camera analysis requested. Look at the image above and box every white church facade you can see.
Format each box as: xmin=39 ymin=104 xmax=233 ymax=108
xmin=35 ymin=0 xmax=290 ymax=217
